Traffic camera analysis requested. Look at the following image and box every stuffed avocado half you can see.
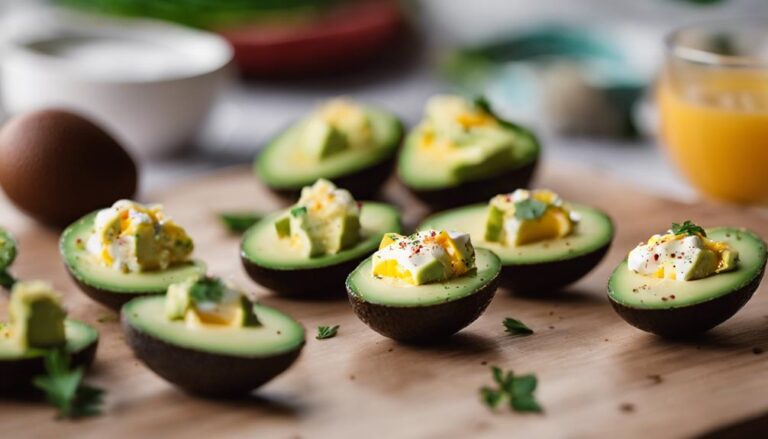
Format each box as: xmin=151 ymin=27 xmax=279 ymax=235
xmin=398 ymin=96 xmax=539 ymax=208
xmin=347 ymin=230 xmax=501 ymax=343
xmin=256 ymin=98 xmax=403 ymax=200
xmin=420 ymin=189 xmax=614 ymax=294
xmin=122 ymin=275 xmax=305 ymax=397
xmin=241 ymin=179 xmax=402 ymax=297
xmin=60 ymin=200 xmax=206 ymax=310
xmin=608 ymin=222 xmax=767 ymax=337
xmin=0 ymin=281 xmax=98 ymax=392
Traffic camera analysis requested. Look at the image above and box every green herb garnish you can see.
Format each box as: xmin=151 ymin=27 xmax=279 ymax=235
xmin=32 ymin=350 xmax=104 ymax=419
xmin=290 ymin=206 xmax=308 ymax=218
xmin=316 ymin=325 xmax=339 ymax=340
xmin=480 ymin=366 xmax=542 ymax=413
xmin=189 ymin=277 xmax=226 ymax=304
xmin=503 ymin=317 xmax=534 ymax=336
xmin=671 ymin=220 xmax=706 ymax=237
xmin=514 ymin=199 xmax=548 ymax=221
xmin=218 ymin=212 xmax=262 ymax=234
xmin=0 ymin=228 xmax=18 ymax=290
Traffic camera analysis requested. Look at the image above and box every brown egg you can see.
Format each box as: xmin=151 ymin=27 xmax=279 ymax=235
xmin=0 ymin=109 xmax=138 ymax=227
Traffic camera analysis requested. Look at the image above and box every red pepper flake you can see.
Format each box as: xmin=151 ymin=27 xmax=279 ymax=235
xmin=670 ymin=253 xmax=676 ymax=258
xmin=430 ymin=231 xmax=436 ymax=237
xmin=653 ymin=254 xmax=660 ymax=261
xmin=661 ymin=297 xmax=668 ymax=301
xmin=670 ymin=294 xmax=676 ymax=299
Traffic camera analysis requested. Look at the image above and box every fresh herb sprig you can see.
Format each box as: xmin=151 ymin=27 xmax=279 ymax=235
xmin=480 ymin=366 xmax=542 ymax=413
xmin=0 ymin=227 xmax=18 ymax=290
xmin=291 ymin=206 xmax=308 ymax=218
xmin=503 ymin=317 xmax=534 ymax=336
xmin=514 ymin=199 xmax=548 ymax=221
xmin=190 ymin=277 xmax=226 ymax=304
xmin=218 ymin=212 xmax=262 ymax=234
xmin=316 ymin=325 xmax=339 ymax=340
xmin=671 ymin=220 xmax=706 ymax=237
xmin=32 ymin=350 xmax=104 ymax=419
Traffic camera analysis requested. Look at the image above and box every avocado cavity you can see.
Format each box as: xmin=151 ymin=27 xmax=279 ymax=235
xmin=274 ymin=179 xmax=361 ymax=258
xmin=9 ymin=281 xmax=67 ymax=350
xmin=166 ymin=276 xmax=260 ymax=329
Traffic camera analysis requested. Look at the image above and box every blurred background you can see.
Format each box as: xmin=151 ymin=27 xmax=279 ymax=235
xmin=0 ymin=0 xmax=765 ymax=201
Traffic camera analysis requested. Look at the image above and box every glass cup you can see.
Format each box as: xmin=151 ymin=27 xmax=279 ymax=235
xmin=658 ymin=19 xmax=768 ymax=205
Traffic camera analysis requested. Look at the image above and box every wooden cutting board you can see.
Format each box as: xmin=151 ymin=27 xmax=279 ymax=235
xmin=1 ymin=164 xmax=767 ymax=439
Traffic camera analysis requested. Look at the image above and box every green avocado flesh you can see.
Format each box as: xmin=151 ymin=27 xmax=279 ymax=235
xmin=256 ymin=107 xmax=402 ymax=189
xmin=0 ymin=320 xmax=97 ymax=360
xmin=61 ymin=213 xmax=206 ymax=294
xmin=398 ymin=126 xmax=539 ymax=190
xmin=419 ymin=204 xmax=613 ymax=265
xmin=347 ymin=248 xmax=501 ymax=307
xmin=123 ymin=296 xmax=305 ymax=357
xmin=609 ymin=228 xmax=767 ymax=310
xmin=242 ymin=202 xmax=401 ymax=270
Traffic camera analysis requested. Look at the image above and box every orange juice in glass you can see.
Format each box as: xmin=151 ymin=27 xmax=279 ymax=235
xmin=658 ymin=20 xmax=768 ymax=204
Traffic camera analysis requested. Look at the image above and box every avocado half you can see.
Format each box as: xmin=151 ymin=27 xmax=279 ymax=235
xmin=0 ymin=320 xmax=98 ymax=393
xmin=397 ymin=124 xmax=540 ymax=209
xmin=346 ymin=248 xmax=501 ymax=343
xmin=608 ymin=227 xmax=768 ymax=337
xmin=241 ymin=202 xmax=402 ymax=298
xmin=122 ymin=296 xmax=305 ymax=397
xmin=60 ymin=212 xmax=207 ymax=310
xmin=255 ymin=106 xmax=403 ymax=200
xmin=420 ymin=203 xmax=614 ymax=294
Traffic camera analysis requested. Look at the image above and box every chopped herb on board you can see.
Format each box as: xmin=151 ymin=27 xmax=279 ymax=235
xmin=32 ymin=350 xmax=105 ymax=419
xmin=218 ymin=212 xmax=262 ymax=234
xmin=480 ymin=366 xmax=542 ymax=413
xmin=316 ymin=325 xmax=339 ymax=340
xmin=503 ymin=318 xmax=534 ymax=336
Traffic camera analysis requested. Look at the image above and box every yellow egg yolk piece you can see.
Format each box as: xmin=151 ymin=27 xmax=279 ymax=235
xmin=484 ymin=189 xmax=578 ymax=246
xmin=86 ymin=200 xmax=194 ymax=273
xmin=627 ymin=224 xmax=738 ymax=281
xmin=372 ymin=230 xmax=476 ymax=285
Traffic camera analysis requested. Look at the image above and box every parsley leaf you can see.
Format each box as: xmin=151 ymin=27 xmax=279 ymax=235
xmin=290 ymin=206 xmax=308 ymax=218
xmin=671 ymin=220 xmax=706 ymax=237
xmin=480 ymin=366 xmax=543 ymax=414
xmin=32 ymin=350 xmax=104 ymax=419
xmin=514 ymin=199 xmax=548 ymax=221
xmin=189 ymin=277 xmax=226 ymax=304
xmin=316 ymin=325 xmax=339 ymax=340
xmin=503 ymin=317 xmax=534 ymax=336
xmin=0 ymin=228 xmax=18 ymax=290
xmin=218 ymin=212 xmax=262 ymax=234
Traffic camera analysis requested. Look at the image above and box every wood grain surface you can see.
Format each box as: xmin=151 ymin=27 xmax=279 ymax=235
xmin=1 ymin=164 xmax=767 ymax=439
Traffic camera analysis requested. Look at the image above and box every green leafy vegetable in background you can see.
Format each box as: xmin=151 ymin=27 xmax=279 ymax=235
xmin=480 ymin=366 xmax=542 ymax=413
xmin=316 ymin=325 xmax=339 ymax=340
xmin=671 ymin=220 xmax=706 ymax=237
xmin=503 ymin=317 xmax=534 ymax=336
xmin=56 ymin=0 xmax=345 ymax=29
xmin=514 ymin=199 xmax=548 ymax=221
xmin=219 ymin=212 xmax=262 ymax=234
xmin=33 ymin=350 xmax=105 ymax=419
xmin=0 ymin=227 xmax=18 ymax=290
xmin=190 ymin=277 xmax=227 ymax=304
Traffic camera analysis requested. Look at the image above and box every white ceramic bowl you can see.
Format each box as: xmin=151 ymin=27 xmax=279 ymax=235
xmin=0 ymin=9 xmax=234 ymax=159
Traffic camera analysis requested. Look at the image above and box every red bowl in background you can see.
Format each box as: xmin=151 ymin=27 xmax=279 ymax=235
xmin=218 ymin=0 xmax=403 ymax=77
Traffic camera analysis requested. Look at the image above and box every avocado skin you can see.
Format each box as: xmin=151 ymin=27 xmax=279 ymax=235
xmin=266 ymin=154 xmax=396 ymax=202
xmin=66 ymin=270 xmax=156 ymax=310
xmin=122 ymin=318 xmax=303 ymax=397
xmin=403 ymin=159 xmax=538 ymax=209
xmin=499 ymin=242 xmax=611 ymax=294
xmin=241 ymin=252 xmax=367 ymax=298
xmin=0 ymin=338 xmax=97 ymax=393
xmin=608 ymin=265 xmax=766 ymax=337
xmin=347 ymin=276 xmax=499 ymax=343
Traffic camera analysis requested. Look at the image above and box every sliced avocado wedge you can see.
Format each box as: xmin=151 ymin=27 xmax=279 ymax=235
xmin=398 ymin=123 xmax=539 ymax=208
xmin=241 ymin=202 xmax=402 ymax=298
xmin=0 ymin=320 xmax=98 ymax=392
xmin=608 ymin=227 xmax=767 ymax=337
xmin=60 ymin=212 xmax=206 ymax=310
xmin=420 ymin=204 xmax=614 ymax=293
xmin=255 ymin=106 xmax=403 ymax=200
xmin=346 ymin=248 xmax=501 ymax=342
xmin=122 ymin=295 xmax=305 ymax=397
